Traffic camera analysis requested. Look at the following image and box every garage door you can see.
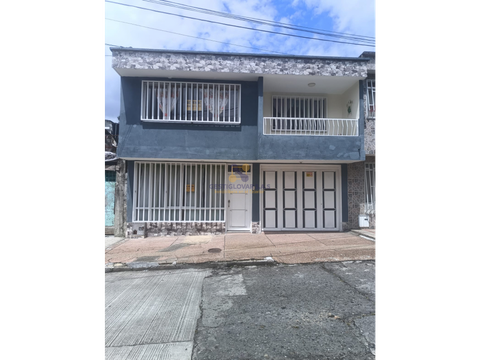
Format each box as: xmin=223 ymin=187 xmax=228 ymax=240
xmin=261 ymin=166 xmax=340 ymax=231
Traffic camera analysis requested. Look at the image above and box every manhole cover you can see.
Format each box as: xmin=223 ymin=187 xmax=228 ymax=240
xmin=208 ymin=248 xmax=222 ymax=253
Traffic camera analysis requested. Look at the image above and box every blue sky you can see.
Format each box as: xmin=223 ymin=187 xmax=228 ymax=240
xmin=105 ymin=0 xmax=375 ymax=120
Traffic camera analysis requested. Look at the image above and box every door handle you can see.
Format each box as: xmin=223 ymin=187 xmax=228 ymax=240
xmin=228 ymin=200 xmax=230 ymax=208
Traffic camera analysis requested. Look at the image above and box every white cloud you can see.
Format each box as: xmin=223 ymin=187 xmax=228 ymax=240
xmin=300 ymin=0 xmax=375 ymax=37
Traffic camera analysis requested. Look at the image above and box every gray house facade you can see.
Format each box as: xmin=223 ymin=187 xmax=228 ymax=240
xmin=111 ymin=48 xmax=375 ymax=236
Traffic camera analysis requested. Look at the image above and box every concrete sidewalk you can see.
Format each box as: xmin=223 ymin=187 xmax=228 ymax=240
xmin=105 ymin=231 xmax=375 ymax=270
xmin=105 ymin=236 xmax=125 ymax=250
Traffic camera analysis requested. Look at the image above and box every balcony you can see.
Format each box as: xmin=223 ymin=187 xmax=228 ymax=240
xmin=258 ymin=78 xmax=364 ymax=161
xmin=263 ymin=117 xmax=358 ymax=136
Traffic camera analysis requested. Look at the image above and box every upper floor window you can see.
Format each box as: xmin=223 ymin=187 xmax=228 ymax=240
xmin=141 ymin=81 xmax=241 ymax=124
xmin=272 ymin=95 xmax=327 ymax=119
xmin=271 ymin=95 xmax=327 ymax=131
xmin=366 ymin=79 xmax=375 ymax=118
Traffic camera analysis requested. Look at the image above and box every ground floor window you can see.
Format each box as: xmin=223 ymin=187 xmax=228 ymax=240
xmin=133 ymin=162 xmax=226 ymax=222
xmin=365 ymin=163 xmax=375 ymax=212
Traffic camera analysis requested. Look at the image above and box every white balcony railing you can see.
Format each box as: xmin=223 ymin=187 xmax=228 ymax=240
xmin=263 ymin=117 xmax=358 ymax=136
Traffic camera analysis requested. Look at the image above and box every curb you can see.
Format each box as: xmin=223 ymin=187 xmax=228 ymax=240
xmin=105 ymin=258 xmax=278 ymax=273
xmin=350 ymin=230 xmax=375 ymax=241
xmin=105 ymin=256 xmax=376 ymax=273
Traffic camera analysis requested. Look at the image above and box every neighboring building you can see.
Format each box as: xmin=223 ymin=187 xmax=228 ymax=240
xmin=345 ymin=52 xmax=376 ymax=230
xmin=110 ymin=48 xmax=375 ymax=237
xmin=105 ymin=119 xmax=126 ymax=236
xmin=362 ymin=52 xmax=375 ymax=228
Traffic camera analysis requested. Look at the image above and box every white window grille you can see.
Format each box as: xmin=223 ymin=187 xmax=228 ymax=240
xmin=141 ymin=81 xmax=241 ymax=124
xmin=366 ymin=79 xmax=375 ymax=118
xmin=365 ymin=163 xmax=375 ymax=213
xmin=271 ymin=95 xmax=327 ymax=131
xmin=133 ymin=162 xmax=226 ymax=222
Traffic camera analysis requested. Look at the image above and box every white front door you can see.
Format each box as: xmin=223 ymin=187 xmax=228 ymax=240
xmin=262 ymin=165 xmax=341 ymax=231
xmin=227 ymin=165 xmax=252 ymax=231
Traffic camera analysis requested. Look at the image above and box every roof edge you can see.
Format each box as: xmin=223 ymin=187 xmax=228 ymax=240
xmin=109 ymin=47 xmax=370 ymax=62
xmin=359 ymin=51 xmax=375 ymax=59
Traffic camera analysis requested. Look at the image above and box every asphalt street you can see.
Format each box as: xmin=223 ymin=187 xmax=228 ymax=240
xmin=194 ymin=262 xmax=375 ymax=360
xmin=105 ymin=261 xmax=375 ymax=360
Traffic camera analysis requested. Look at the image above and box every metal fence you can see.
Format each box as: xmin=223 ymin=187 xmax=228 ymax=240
xmin=133 ymin=162 xmax=226 ymax=222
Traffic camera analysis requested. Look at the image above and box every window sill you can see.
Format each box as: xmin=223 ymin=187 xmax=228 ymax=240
xmin=140 ymin=119 xmax=241 ymax=125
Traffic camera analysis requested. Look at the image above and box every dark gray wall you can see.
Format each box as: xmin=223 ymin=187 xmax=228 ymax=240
xmin=341 ymin=164 xmax=348 ymax=222
xmin=252 ymin=163 xmax=260 ymax=222
xmin=126 ymin=160 xmax=134 ymax=222
xmin=257 ymin=136 xmax=364 ymax=161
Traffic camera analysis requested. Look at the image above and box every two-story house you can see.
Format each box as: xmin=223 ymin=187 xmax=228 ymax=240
xmin=110 ymin=48 xmax=375 ymax=237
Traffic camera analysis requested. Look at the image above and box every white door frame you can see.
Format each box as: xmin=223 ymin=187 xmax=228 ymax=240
xmin=259 ymin=164 xmax=342 ymax=232
xmin=226 ymin=163 xmax=253 ymax=232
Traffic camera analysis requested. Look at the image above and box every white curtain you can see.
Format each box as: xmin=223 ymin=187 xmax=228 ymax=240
xmin=157 ymin=86 xmax=177 ymax=119
xmin=203 ymin=86 xmax=229 ymax=121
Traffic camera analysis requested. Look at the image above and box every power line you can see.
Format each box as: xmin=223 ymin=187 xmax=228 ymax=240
xmin=106 ymin=0 xmax=373 ymax=46
xmin=105 ymin=1 xmax=375 ymax=47
xmin=106 ymin=43 xmax=121 ymax=55
xmin=143 ymin=0 xmax=375 ymax=44
xmin=105 ymin=18 xmax=290 ymax=54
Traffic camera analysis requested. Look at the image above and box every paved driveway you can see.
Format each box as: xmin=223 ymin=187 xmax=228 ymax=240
xmin=105 ymin=269 xmax=210 ymax=360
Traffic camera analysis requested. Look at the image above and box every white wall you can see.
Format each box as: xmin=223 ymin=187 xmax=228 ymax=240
xmin=339 ymin=83 xmax=360 ymax=119
xmin=327 ymin=96 xmax=343 ymax=118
